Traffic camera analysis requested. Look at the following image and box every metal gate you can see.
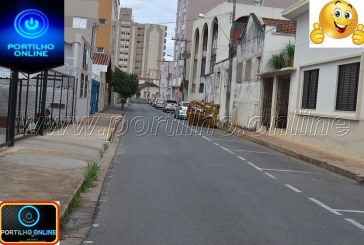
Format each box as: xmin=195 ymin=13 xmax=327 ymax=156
xmin=0 ymin=69 xmax=76 ymax=147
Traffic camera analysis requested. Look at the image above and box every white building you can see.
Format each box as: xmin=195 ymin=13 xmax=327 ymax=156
xmin=283 ymin=0 xmax=364 ymax=160
xmin=188 ymin=2 xmax=287 ymax=117
xmin=232 ymin=14 xmax=296 ymax=130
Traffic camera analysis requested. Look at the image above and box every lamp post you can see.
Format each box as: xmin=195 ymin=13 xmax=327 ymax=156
xmin=172 ymin=37 xmax=190 ymax=101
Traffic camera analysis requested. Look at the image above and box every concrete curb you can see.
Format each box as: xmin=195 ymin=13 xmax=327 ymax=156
xmin=234 ymin=131 xmax=364 ymax=184
xmin=60 ymin=113 xmax=125 ymax=223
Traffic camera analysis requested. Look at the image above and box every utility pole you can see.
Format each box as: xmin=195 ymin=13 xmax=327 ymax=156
xmin=226 ymin=0 xmax=236 ymax=119
xmin=172 ymin=37 xmax=190 ymax=101
xmin=147 ymin=69 xmax=150 ymax=101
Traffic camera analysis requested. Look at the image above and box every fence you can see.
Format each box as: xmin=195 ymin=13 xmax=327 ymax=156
xmin=0 ymin=69 xmax=76 ymax=147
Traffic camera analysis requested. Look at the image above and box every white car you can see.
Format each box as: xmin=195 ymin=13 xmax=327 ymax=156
xmin=174 ymin=101 xmax=189 ymax=119
xmin=163 ymin=100 xmax=178 ymax=112
xmin=154 ymin=98 xmax=165 ymax=109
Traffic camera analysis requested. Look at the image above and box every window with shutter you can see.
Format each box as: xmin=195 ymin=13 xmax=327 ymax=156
xmin=336 ymin=62 xmax=360 ymax=111
xmin=301 ymin=69 xmax=319 ymax=109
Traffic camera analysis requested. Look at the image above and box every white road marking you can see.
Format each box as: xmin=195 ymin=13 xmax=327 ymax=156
xmin=220 ymin=146 xmax=235 ymax=155
xmin=308 ymin=198 xmax=342 ymax=215
xmin=92 ymin=224 xmax=99 ymax=227
xmin=106 ymin=175 xmax=113 ymax=178
xmin=229 ymin=149 xmax=279 ymax=155
xmin=335 ymin=209 xmax=364 ymax=214
xmin=214 ymin=142 xmax=220 ymax=146
xmin=208 ymin=138 xmax=241 ymax=143
xmin=285 ymin=184 xmax=302 ymax=193
xmin=83 ymin=241 xmax=94 ymax=244
xmin=265 ymin=173 xmax=277 ymax=179
xmin=262 ymin=168 xmax=319 ymax=174
xmin=246 ymin=162 xmax=263 ymax=171
xmin=345 ymin=219 xmax=364 ymax=231
xmin=202 ymin=136 xmax=212 ymax=141
xmin=237 ymin=156 xmax=246 ymax=161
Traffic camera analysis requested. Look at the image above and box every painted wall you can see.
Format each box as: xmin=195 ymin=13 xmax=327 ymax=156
xmin=286 ymin=10 xmax=364 ymax=160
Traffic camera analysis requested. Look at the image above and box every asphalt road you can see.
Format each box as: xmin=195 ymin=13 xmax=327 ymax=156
xmin=84 ymin=104 xmax=364 ymax=245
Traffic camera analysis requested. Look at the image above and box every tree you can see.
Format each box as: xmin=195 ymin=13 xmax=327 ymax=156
xmin=267 ymin=42 xmax=295 ymax=70
xmin=111 ymin=68 xmax=139 ymax=109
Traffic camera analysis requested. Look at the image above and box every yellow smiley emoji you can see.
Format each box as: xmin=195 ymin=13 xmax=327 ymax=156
xmin=310 ymin=0 xmax=364 ymax=45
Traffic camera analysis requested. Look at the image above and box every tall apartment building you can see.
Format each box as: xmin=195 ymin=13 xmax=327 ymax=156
xmin=117 ymin=8 xmax=167 ymax=80
xmin=173 ymin=0 xmax=299 ymax=99
xmin=96 ymin=0 xmax=120 ymax=68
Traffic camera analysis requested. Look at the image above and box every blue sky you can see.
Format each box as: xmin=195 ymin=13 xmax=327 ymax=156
xmin=122 ymin=0 xmax=177 ymax=60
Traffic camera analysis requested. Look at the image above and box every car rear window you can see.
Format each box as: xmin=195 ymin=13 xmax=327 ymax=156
xmin=182 ymin=102 xmax=189 ymax=107
xmin=167 ymin=100 xmax=177 ymax=103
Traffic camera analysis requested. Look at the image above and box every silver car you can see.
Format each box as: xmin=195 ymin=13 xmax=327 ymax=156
xmin=163 ymin=100 xmax=178 ymax=112
xmin=154 ymin=98 xmax=165 ymax=109
xmin=174 ymin=101 xmax=189 ymax=119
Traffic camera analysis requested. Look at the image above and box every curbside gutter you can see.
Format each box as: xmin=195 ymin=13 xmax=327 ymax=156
xmin=233 ymin=130 xmax=364 ymax=184
xmin=60 ymin=107 xmax=128 ymax=222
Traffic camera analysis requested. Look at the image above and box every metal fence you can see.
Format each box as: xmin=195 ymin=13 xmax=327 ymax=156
xmin=0 ymin=69 xmax=76 ymax=147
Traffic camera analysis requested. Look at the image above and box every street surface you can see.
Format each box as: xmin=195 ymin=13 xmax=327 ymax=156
xmin=85 ymin=104 xmax=364 ymax=245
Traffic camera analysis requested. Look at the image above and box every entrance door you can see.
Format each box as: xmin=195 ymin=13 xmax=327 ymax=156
xmin=90 ymin=80 xmax=100 ymax=115
xmin=261 ymin=78 xmax=273 ymax=129
xmin=276 ymin=75 xmax=290 ymax=129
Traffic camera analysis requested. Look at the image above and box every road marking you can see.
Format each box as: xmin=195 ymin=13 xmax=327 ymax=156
xmin=262 ymin=168 xmax=319 ymax=174
xmin=92 ymin=224 xmax=99 ymax=227
xmin=285 ymin=184 xmax=302 ymax=193
xmin=335 ymin=209 xmax=364 ymax=214
xmin=106 ymin=175 xmax=113 ymax=178
xmin=308 ymin=198 xmax=342 ymax=215
xmin=83 ymin=241 xmax=94 ymax=244
xmin=202 ymin=136 xmax=212 ymax=141
xmin=214 ymin=142 xmax=220 ymax=146
xmin=229 ymin=149 xmax=279 ymax=155
xmin=237 ymin=156 xmax=246 ymax=161
xmin=220 ymin=146 xmax=235 ymax=155
xmin=265 ymin=173 xmax=277 ymax=179
xmin=208 ymin=138 xmax=241 ymax=143
xmin=345 ymin=219 xmax=364 ymax=231
xmin=246 ymin=162 xmax=263 ymax=171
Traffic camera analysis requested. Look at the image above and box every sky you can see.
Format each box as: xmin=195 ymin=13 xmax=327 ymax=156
xmin=122 ymin=0 xmax=178 ymax=61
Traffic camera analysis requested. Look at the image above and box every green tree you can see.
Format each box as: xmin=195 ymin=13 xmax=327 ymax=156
xmin=267 ymin=42 xmax=295 ymax=70
xmin=111 ymin=68 xmax=138 ymax=108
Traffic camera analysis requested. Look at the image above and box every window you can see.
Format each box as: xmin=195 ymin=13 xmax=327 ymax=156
xmin=99 ymin=19 xmax=106 ymax=25
xmin=302 ymin=69 xmax=319 ymax=109
xmin=201 ymin=58 xmax=206 ymax=77
xmin=245 ymin=59 xmax=252 ymax=81
xmin=84 ymin=75 xmax=88 ymax=97
xmin=236 ymin=62 xmax=243 ymax=83
xmin=73 ymin=17 xmax=87 ymax=29
xmin=97 ymin=47 xmax=104 ymax=53
xmin=336 ymin=62 xmax=360 ymax=111
xmin=199 ymin=83 xmax=205 ymax=93
xmin=80 ymin=74 xmax=84 ymax=97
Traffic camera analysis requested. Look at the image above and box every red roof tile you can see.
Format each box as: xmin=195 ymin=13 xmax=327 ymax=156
xmin=262 ymin=18 xmax=297 ymax=35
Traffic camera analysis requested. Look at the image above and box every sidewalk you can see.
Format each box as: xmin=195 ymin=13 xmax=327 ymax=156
xmin=233 ymin=129 xmax=364 ymax=183
xmin=0 ymin=110 xmax=123 ymax=221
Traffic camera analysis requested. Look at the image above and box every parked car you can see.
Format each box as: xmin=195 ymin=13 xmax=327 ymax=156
xmin=163 ymin=100 xmax=178 ymax=112
xmin=174 ymin=101 xmax=189 ymax=119
xmin=154 ymin=98 xmax=165 ymax=109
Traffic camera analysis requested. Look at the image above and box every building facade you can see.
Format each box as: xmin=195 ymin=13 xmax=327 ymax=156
xmin=96 ymin=0 xmax=120 ymax=69
xmin=117 ymin=8 xmax=167 ymax=81
xmin=283 ymin=0 xmax=364 ymax=160
xmin=173 ymin=0 xmax=299 ymax=100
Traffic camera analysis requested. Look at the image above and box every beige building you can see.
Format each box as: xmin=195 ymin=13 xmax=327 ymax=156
xmin=117 ymin=8 xmax=167 ymax=80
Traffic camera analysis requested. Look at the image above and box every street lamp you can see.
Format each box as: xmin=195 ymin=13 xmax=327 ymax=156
xmin=171 ymin=37 xmax=191 ymax=101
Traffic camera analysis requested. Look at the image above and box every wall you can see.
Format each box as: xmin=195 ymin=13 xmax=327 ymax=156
xmin=286 ymin=11 xmax=364 ymax=160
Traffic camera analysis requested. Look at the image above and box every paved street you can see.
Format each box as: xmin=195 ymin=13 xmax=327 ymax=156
xmin=85 ymin=104 xmax=364 ymax=245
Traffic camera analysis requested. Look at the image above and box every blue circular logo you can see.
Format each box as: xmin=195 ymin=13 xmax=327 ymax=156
xmin=14 ymin=9 xmax=49 ymax=39
xmin=18 ymin=206 xmax=40 ymax=227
